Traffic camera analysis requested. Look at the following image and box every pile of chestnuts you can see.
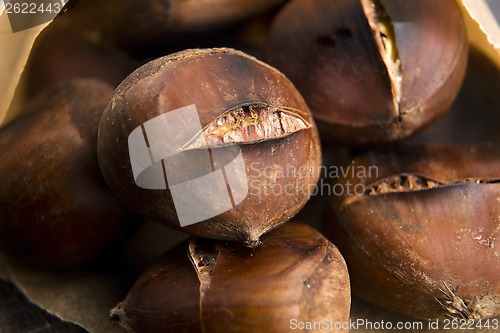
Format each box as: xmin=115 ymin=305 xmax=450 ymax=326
xmin=0 ymin=0 xmax=498 ymax=331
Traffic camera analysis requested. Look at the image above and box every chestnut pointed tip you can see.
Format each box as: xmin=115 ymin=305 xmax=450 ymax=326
xmin=109 ymin=308 xmax=121 ymax=322
xmin=244 ymin=238 xmax=262 ymax=248
xmin=110 ymin=304 xmax=133 ymax=333
xmin=436 ymin=284 xmax=500 ymax=320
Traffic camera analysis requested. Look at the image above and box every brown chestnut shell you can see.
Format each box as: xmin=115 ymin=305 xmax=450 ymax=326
xmin=266 ymin=0 xmax=468 ymax=146
xmin=111 ymin=223 xmax=351 ymax=333
xmin=97 ymin=48 xmax=322 ymax=245
xmin=326 ymin=144 xmax=500 ymax=319
xmin=0 ymin=80 xmax=137 ymax=268
xmin=21 ymin=19 xmax=137 ymax=100
xmin=104 ymin=0 xmax=287 ymax=50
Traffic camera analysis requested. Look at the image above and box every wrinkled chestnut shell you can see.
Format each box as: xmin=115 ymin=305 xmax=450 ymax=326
xmin=0 ymin=80 xmax=137 ymax=268
xmin=326 ymin=144 xmax=500 ymax=319
xmin=267 ymin=0 xmax=468 ymax=146
xmin=98 ymin=48 xmax=321 ymax=245
xmin=112 ymin=223 xmax=350 ymax=333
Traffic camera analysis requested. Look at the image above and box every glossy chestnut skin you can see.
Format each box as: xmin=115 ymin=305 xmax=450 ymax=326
xmin=326 ymin=144 xmax=500 ymax=319
xmin=111 ymin=223 xmax=350 ymax=333
xmin=22 ymin=20 xmax=137 ymax=100
xmin=266 ymin=0 xmax=468 ymax=146
xmin=98 ymin=48 xmax=321 ymax=246
xmin=4 ymin=0 xmax=139 ymax=125
xmin=409 ymin=47 xmax=500 ymax=144
xmin=0 ymin=80 xmax=137 ymax=268
xmin=104 ymin=0 xmax=287 ymax=51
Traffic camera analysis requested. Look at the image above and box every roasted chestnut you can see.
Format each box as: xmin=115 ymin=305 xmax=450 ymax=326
xmin=111 ymin=223 xmax=350 ymax=333
xmin=103 ymin=0 xmax=287 ymax=51
xmin=266 ymin=0 xmax=468 ymax=146
xmin=98 ymin=48 xmax=321 ymax=246
xmin=325 ymin=143 xmax=500 ymax=319
xmin=21 ymin=20 xmax=137 ymax=100
xmin=16 ymin=0 xmax=139 ymax=102
xmin=0 ymin=80 xmax=137 ymax=267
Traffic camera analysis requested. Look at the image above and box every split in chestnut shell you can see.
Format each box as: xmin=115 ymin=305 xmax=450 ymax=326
xmin=98 ymin=48 xmax=321 ymax=246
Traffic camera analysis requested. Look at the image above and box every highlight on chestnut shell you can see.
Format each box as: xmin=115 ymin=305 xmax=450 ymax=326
xmin=266 ymin=0 xmax=469 ymax=146
xmin=104 ymin=0 xmax=287 ymax=50
xmin=110 ymin=223 xmax=351 ymax=333
xmin=97 ymin=48 xmax=322 ymax=247
xmin=325 ymin=143 xmax=500 ymax=320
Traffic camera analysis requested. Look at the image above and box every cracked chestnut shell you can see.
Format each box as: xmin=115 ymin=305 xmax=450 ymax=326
xmin=0 ymin=80 xmax=137 ymax=267
xmin=97 ymin=48 xmax=321 ymax=246
xmin=326 ymin=144 xmax=500 ymax=319
xmin=266 ymin=0 xmax=468 ymax=146
xmin=111 ymin=223 xmax=350 ymax=333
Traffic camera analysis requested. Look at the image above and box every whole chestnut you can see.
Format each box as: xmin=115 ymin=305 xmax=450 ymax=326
xmin=326 ymin=144 xmax=500 ymax=319
xmin=111 ymin=223 xmax=350 ymax=333
xmin=266 ymin=0 xmax=468 ymax=146
xmin=104 ymin=0 xmax=287 ymax=51
xmin=21 ymin=19 xmax=138 ymax=100
xmin=97 ymin=48 xmax=321 ymax=246
xmin=0 ymin=80 xmax=137 ymax=268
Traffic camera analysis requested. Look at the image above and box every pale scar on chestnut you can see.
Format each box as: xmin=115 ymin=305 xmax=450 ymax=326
xmin=436 ymin=284 xmax=499 ymax=320
xmin=361 ymin=0 xmax=402 ymax=110
xmin=189 ymin=238 xmax=218 ymax=303
xmin=182 ymin=102 xmax=311 ymax=150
